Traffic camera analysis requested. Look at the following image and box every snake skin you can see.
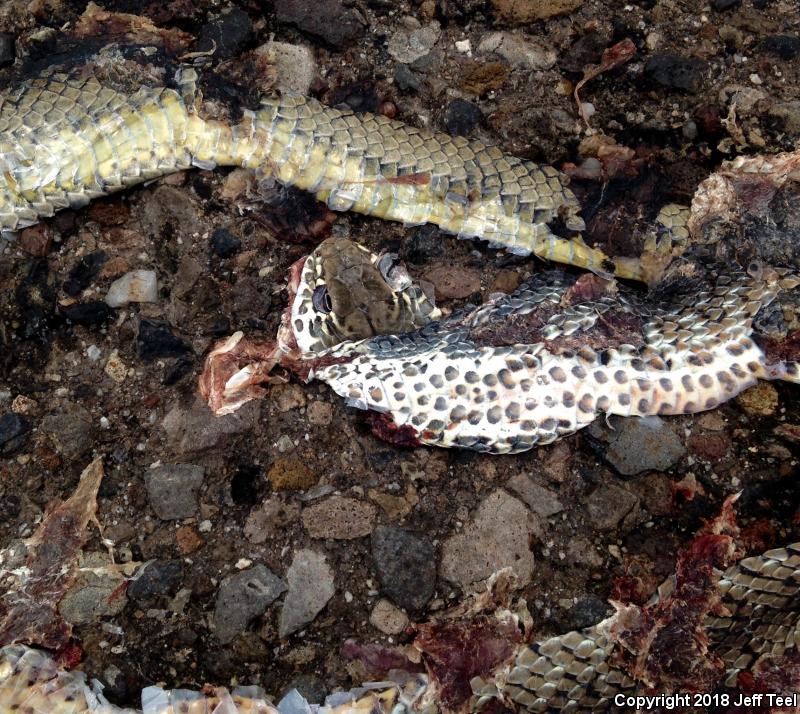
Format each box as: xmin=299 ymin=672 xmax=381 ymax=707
xmin=1 ymin=543 xmax=798 ymax=713
xmin=0 ymin=70 xmax=648 ymax=280
xmin=306 ymin=264 xmax=799 ymax=453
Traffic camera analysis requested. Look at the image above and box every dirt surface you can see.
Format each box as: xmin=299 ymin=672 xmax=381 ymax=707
xmin=0 ymin=0 xmax=799 ymax=708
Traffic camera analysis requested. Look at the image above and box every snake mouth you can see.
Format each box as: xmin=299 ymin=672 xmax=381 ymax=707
xmin=199 ymin=331 xmax=286 ymax=415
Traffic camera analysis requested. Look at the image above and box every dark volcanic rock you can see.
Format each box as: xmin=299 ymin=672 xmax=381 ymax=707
xmin=63 ymin=251 xmax=107 ymax=296
xmin=711 ymin=0 xmax=740 ymax=9
xmin=275 ymin=0 xmax=365 ymax=48
xmin=759 ymin=35 xmax=800 ymax=61
xmin=128 ymin=560 xmax=185 ymax=600
xmin=0 ymin=33 xmax=14 ymax=68
xmin=61 ymin=301 xmax=114 ymax=326
xmin=136 ymin=319 xmax=192 ymax=361
xmin=644 ymin=54 xmax=707 ymax=93
xmin=197 ymin=7 xmax=254 ymax=59
xmin=566 ymin=595 xmax=611 ymax=630
xmin=0 ymin=412 xmax=30 ymax=453
xmin=371 ymin=526 xmax=435 ymax=611
xmin=444 ymin=99 xmax=483 ymax=136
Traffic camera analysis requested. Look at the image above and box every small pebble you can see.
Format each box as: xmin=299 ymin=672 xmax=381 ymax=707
xmin=370 ymin=599 xmax=409 ymax=635
xmin=105 ymin=270 xmax=158 ymax=308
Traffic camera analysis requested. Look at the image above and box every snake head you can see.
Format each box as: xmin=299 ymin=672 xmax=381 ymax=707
xmin=201 ymin=237 xmax=441 ymax=415
xmin=289 ymin=237 xmax=440 ymax=354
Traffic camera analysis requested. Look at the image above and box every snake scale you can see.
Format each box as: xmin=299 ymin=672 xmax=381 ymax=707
xmin=1 ymin=35 xmax=799 ymax=714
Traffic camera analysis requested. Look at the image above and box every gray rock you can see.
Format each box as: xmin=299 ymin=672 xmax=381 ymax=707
xmin=477 ymin=32 xmax=557 ymax=70
xmin=40 ymin=404 xmax=94 ymax=459
xmin=128 ymin=560 xmax=184 ymax=600
xmin=440 ymin=490 xmax=537 ymax=589
xmin=144 ymin=464 xmax=205 ymax=520
xmin=506 ymin=473 xmax=564 ymax=517
xmin=394 ymin=64 xmax=422 ymax=92
xmin=279 ymin=549 xmax=335 ymax=638
xmin=371 ymin=526 xmax=435 ymax=611
xmin=388 ymin=21 xmax=441 ymax=64
xmin=256 ymin=42 xmax=317 ymax=95
xmin=59 ymin=553 xmax=127 ymax=625
xmin=591 ymin=416 xmax=686 ymax=476
xmin=565 ymin=595 xmax=611 ymax=630
xmin=162 ymin=397 xmax=260 ymax=454
xmin=214 ymin=565 xmax=286 ymax=644
xmin=138 ymin=186 xmax=205 ymax=238
xmin=586 ymin=483 xmax=639 ymax=531
xmin=275 ymin=0 xmax=364 ymax=49
xmin=644 ymin=54 xmax=707 ymax=93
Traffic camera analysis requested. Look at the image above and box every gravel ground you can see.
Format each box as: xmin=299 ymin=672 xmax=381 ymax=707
xmin=0 ymin=0 xmax=799 ymax=707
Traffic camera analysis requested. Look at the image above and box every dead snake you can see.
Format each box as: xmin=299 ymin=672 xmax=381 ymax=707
xmin=1 ymin=57 xmax=799 ymax=714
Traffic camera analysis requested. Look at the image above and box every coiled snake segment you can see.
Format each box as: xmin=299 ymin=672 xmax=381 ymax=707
xmin=0 ymin=73 xmax=640 ymax=280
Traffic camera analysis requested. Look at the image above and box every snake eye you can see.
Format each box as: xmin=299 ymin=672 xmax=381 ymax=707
xmin=377 ymin=253 xmax=411 ymax=290
xmin=312 ymin=285 xmax=333 ymax=313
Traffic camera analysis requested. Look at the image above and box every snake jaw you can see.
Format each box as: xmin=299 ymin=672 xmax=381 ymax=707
xmin=200 ymin=332 xmax=287 ymax=416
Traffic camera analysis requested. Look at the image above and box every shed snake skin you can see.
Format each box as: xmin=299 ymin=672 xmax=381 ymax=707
xmin=1 ymin=41 xmax=799 ymax=714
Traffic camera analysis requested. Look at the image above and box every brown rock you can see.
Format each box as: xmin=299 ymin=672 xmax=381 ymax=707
xmin=307 ymin=401 xmax=333 ymax=426
xmin=459 ymin=61 xmax=509 ymax=95
xmin=267 ymin=457 xmax=317 ymax=492
xmin=490 ymin=270 xmax=522 ymax=294
xmin=368 ymin=486 xmax=419 ymax=520
xmin=737 ymin=382 xmax=778 ymax=417
xmin=688 ymin=432 xmax=731 ymax=461
xmin=18 ymin=224 xmax=54 ymax=257
xmin=271 ymin=383 xmax=307 ymax=412
xmin=491 ymin=0 xmax=582 ymax=24
xmin=422 ymin=264 xmax=482 ymax=300
xmin=175 ymin=525 xmax=204 ymax=554
xmin=302 ymin=496 xmax=377 ymax=539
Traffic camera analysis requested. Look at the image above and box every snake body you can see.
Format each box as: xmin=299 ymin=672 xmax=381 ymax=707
xmin=0 ymin=69 xmax=642 ymax=279
xmin=2 ymin=45 xmax=800 ymax=714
